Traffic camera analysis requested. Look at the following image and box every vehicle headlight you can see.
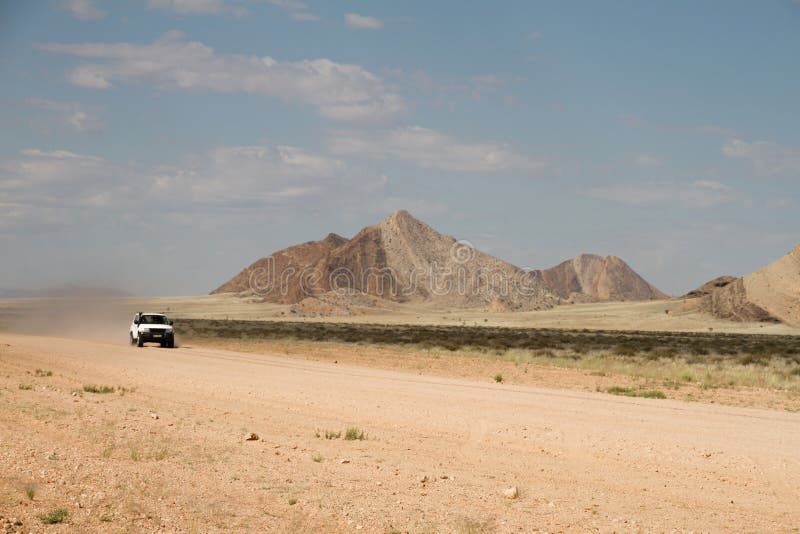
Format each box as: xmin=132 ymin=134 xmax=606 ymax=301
xmin=141 ymin=327 xmax=150 ymax=333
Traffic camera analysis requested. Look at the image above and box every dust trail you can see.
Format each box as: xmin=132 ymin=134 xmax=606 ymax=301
xmin=0 ymin=297 xmax=161 ymax=344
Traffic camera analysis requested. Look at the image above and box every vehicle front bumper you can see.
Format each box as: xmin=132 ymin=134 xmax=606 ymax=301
xmin=138 ymin=330 xmax=174 ymax=343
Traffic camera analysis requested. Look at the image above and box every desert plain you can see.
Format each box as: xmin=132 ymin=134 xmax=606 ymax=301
xmin=1 ymin=295 xmax=799 ymax=533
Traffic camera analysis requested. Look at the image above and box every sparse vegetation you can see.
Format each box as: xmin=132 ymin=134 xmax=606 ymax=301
xmin=178 ymin=318 xmax=800 ymax=392
xmin=130 ymin=445 xmax=169 ymax=461
xmin=312 ymin=454 xmax=323 ymax=462
xmin=455 ymin=517 xmax=496 ymax=533
xmin=322 ymin=430 xmax=341 ymax=440
xmin=18 ymin=383 xmax=33 ymax=390
xmin=24 ymin=482 xmax=36 ymax=500
xmin=176 ymin=319 xmax=800 ymax=362
xmin=35 ymin=369 xmax=53 ymax=377
xmin=493 ymin=373 xmax=503 ymax=383
xmin=607 ymin=386 xmax=666 ymax=399
xmin=83 ymin=384 xmax=116 ymax=394
xmin=344 ymin=427 xmax=366 ymax=441
xmin=38 ymin=508 xmax=69 ymax=524
xmin=288 ymin=498 xmax=297 ymax=506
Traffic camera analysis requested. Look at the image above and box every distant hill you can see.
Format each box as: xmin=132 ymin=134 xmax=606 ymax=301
xmin=212 ymin=232 xmax=348 ymax=303
xmin=704 ymin=245 xmax=800 ymax=326
xmin=212 ymin=210 xmax=557 ymax=310
xmin=683 ymin=276 xmax=737 ymax=299
xmin=213 ymin=210 xmax=668 ymax=310
xmin=536 ymin=254 xmax=668 ymax=302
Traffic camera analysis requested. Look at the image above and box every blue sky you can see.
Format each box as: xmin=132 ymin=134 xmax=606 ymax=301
xmin=1 ymin=0 xmax=799 ymax=296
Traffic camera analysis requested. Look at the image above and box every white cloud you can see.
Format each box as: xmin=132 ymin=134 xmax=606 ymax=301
xmin=25 ymin=98 xmax=103 ymax=133
xmin=270 ymin=0 xmax=318 ymax=21
xmin=0 ymin=149 xmax=120 ymax=230
xmin=633 ymin=153 xmax=663 ymax=168
xmin=0 ymin=142 xmax=352 ymax=229
xmin=722 ymin=139 xmax=800 ymax=177
xmin=38 ymin=32 xmax=403 ymax=122
xmin=147 ymin=0 xmax=245 ymax=15
xmin=63 ymin=0 xmax=106 ymax=20
xmin=694 ymin=124 xmax=739 ymax=137
xmin=620 ymin=114 xmax=741 ymax=138
xmin=580 ymin=180 xmax=735 ymax=209
xmin=327 ymin=126 xmax=547 ymax=174
xmin=345 ymin=13 xmax=383 ymax=29
xmin=148 ymin=144 xmax=347 ymax=204
xmin=0 ymin=149 xmax=110 ymax=190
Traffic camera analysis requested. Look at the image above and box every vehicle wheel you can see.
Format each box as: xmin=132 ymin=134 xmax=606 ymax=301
xmin=137 ymin=336 xmax=144 ymax=347
xmin=160 ymin=342 xmax=166 ymax=348
xmin=167 ymin=339 xmax=174 ymax=349
xmin=129 ymin=333 xmax=135 ymax=345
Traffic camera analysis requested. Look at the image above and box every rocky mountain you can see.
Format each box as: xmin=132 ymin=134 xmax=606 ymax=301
xmin=683 ymin=276 xmax=737 ymax=299
xmin=212 ymin=232 xmax=348 ymax=304
xmin=536 ymin=254 xmax=668 ymax=302
xmin=212 ymin=210 xmax=558 ymax=311
xmin=704 ymin=244 xmax=800 ymax=326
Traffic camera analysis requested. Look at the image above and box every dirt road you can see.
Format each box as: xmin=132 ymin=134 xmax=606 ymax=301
xmin=1 ymin=333 xmax=799 ymax=532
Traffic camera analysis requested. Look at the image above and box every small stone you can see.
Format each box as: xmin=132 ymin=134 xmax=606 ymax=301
xmin=150 ymin=413 xmax=159 ymax=420
xmin=340 ymin=459 xmax=351 ymax=464
xmin=245 ymin=433 xmax=260 ymax=441
xmin=502 ymin=486 xmax=519 ymax=499
xmin=420 ymin=476 xmax=429 ymax=483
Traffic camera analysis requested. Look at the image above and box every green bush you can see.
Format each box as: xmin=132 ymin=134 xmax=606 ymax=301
xmin=344 ymin=427 xmax=365 ymax=441
xmin=38 ymin=508 xmax=68 ymax=524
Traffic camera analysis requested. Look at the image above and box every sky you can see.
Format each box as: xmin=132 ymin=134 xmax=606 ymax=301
xmin=0 ymin=0 xmax=799 ymax=297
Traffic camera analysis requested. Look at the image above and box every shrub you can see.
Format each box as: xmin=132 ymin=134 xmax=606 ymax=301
xmin=607 ymin=386 xmax=666 ymax=399
xmin=344 ymin=427 xmax=365 ymax=441
xmin=38 ymin=509 xmax=69 ymax=524
xmin=83 ymin=385 xmax=116 ymax=394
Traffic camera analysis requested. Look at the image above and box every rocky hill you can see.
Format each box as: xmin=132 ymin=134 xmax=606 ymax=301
xmin=211 ymin=233 xmax=348 ymax=304
xmin=212 ymin=210 xmax=558 ymax=311
xmin=683 ymin=276 xmax=737 ymax=299
xmin=537 ymin=254 xmax=668 ymax=302
xmin=704 ymin=245 xmax=800 ymax=326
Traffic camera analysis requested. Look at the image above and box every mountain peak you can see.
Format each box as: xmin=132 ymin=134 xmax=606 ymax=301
xmin=386 ymin=209 xmax=416 ymax=224
xmin=212 ymin=209 xmax=557 ymax=310
xmin=543 ymin=253 xmax=667 ymax=301
xmin=323 ymin=233 xmax=348 ymax=247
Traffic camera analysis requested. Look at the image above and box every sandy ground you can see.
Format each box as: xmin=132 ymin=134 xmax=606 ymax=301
xmin=189 ymin=337 xmax=800 ymax=412
xmin=4 ymin=295 xmax=799 ymax=336
xmin=2 ymin=333 xmax=799 ymax=532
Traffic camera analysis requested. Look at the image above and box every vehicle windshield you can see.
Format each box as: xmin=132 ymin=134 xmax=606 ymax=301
xmin=140 ymin=315 xmax=169 ymax=325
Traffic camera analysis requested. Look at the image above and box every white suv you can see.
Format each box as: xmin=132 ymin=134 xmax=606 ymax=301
xmin=130 ymin=312 xmax=175 ymax=348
